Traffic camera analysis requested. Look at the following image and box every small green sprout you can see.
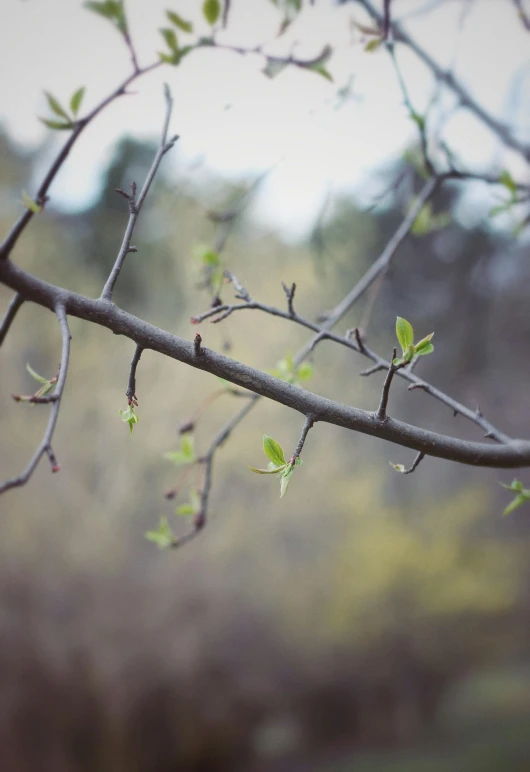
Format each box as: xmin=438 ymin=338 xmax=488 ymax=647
xmin=164 ymin=434 xmax=196 ymax=465
xmin=145 ymin=516 xmax=174 ymax=549
xmin=249 ymin=434 xmax=302 ymax=498
xmin=393 ymin=317 xmax=434 ymax=366
xmin=500 ymin=479 xmax=530 ymax=516
xmin=119 ymin=404 xmax=139 ymax=434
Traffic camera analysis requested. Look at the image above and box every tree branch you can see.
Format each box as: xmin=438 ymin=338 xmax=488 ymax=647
xmin=0 ymin=303 xmax=71 ymax=494
xmin=0 ymin=62 xmax=161 ymax=262
xmin=0 ymin=292 xmax=24 ymax=347
xmin=351 ymin=0 xmax=530 ymax=162
xmin=171 ymin=396 xmax=259 ymax=549
xmin=1 ymin=259 xmax=528 ymax=471
xmin=100 ymin=85 xmax=178 ymax=302
xmin=193 ymin=277 xmax=510 ymax=445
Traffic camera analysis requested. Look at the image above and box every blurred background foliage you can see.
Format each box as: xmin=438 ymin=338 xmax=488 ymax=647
xmin=1 ymin=121 xmax=530 ymax=771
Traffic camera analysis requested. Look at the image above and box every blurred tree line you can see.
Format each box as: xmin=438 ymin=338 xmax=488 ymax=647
xmin=1 ymin=124 xmax=530 ymax=771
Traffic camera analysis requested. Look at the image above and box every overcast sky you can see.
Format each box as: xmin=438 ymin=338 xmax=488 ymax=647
xmin=1 ymin=0 xmax=529 ymax=237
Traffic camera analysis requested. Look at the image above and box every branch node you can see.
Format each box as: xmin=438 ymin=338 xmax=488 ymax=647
xmin=360 ymin=363 xmax=385 ymax=377
xmin=376 ymin=347 xmax=401 ymax=421
xmin=46 ymin=446 xmax=61 ymax=474
xmin=281 ymin=281 xmax=296 ymax=316
xmin=397 ymin=451 xmax=425 ymax=475
xmin=194 ymin=333 xmax=203 ymax=357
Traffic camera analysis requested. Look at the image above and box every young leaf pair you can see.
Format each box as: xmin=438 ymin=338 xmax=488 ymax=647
xmin=393 ymin=316 xmax=434 ymax=366
xmin=249 ymin=435 xmax=302 ymax=498
xmin=500 ymin=479 xmax=530 ymax=516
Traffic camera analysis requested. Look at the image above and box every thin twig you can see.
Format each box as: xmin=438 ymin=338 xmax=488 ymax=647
xmin=376 ymin=348 xmax=403 ymax=421
xmin=293 ymin=415 xmax=315 ymax=459
xmin=382 ymin=0 xmax=392 ymax=39
xmin=126 ymin=345 xmax=143 ymax=406
xmin=360 ymin=363 xmax=385 ymax=377
xmin=170 ymin=396 xmax=258 ymax=548
xmin=0 ymin=293 xmax=24 ymax=347
xmin=400 ymin=451 xmax=425 ymax=475
xmin=282 ymin=282 xmax=296 ymax=317
xmin=0 ymin=303 xmax=71 ymax=494
xmin=100 ymin=85 xmax=178 ymax=302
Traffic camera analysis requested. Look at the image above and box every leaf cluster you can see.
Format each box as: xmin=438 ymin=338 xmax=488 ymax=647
xmin=500 ymin=479 xmax=530 ymax=516
xmin=40 ymin=88 xmax=85 ymax=131
xmin=249 ymin=435 xmax=302 ymax=498
xmin=393 ymin=317 xmax=434 ymax=367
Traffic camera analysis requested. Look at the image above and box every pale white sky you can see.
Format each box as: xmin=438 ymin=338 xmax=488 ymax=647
xmin=1 ymin=0 xmax=529 ymax=237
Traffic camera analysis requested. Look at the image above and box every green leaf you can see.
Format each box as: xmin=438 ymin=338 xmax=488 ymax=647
xmin=297 ymin=361 xmax=313 ymax=382
xmin=410 ymin=112 xmax=425 ymax=131
xmin=262 ymin=58 xmax=289 ymax=79
xmin=145 ymin=516 xmax=174 ymax=548
xmin=364 ymin=37 xmax=382 ymax=53
xmin=166 ymin=10 xmax=193 ymax=32
xmin=308 ymin=64 xmax=333 ymax=81
xmin=489 ymin=202 xmax=511 ymax=218
xmin=70 ymin=87 xmax=85 ymax=117
xmin=263 ymin=435 xmax=286 ymax=466
xmin=499 ymin=169 xmax=517 ymax=199
xmin=193 ymin=245 xmax=220 ymax=266
xmin=119 ymin=405 xmax=139 ymax=434
xmin=160 ymin=27 xmax=178 ymax=51
xmin=44 ymin=92 xmax=70 ymax=120
xmin=39 ymin=118 xmax=73 ymax=130
xmin=280 ymin=464 xmax=293 ymax=498
xmin=84 ymin=1 xmax=126 ymax=33
xmin=164 ymin=435 xmax=196 ymax=465
xmin=390 ymin=462 xmax=406 ymax=473
xmin=159 ymin=51 xmax=181 ymax=65
xmin=202 ymin=0 xmax=220 ymax=25
xmin=392 ymin=357 xmax=404 ymax=366
xmin=503 ymin=494 xmax=528 ymax=516
xmin=396 ymin=317 xmax=414 ymax=355
xmin=249 ymin=464 xmax=286 ymax=475
xmin=26 ymin=363 xmax=49 ymax=384
xmin=501 ymin=479 xmax=525 ymax=493
xmin=21 ymin=191 xmax=41 ymax=214
xmin=414 ymin=342 xmax=434 ymax=357
xmin=181 ymin=434 xmax=195 ymax=459
xmin=176 ymin=503 xmax=195 ymax=515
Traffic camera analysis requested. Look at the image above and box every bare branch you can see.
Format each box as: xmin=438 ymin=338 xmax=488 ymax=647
xmin=0 ymin=62 xmax=161 ymax=262
xmin=1 ymin=259 xmax=528 ymax=469
xmin=352 ymin=0 xmax=530 ymax=162
xmin=293 ymin=415 xmax=315 ymax=459
xmin=0 ymin=303 xmax=71 ymax=494
xmin=0 ymin=293 xmax=24 ymax=347
xmin=100 ymin=86 xmax=178 ymax=302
